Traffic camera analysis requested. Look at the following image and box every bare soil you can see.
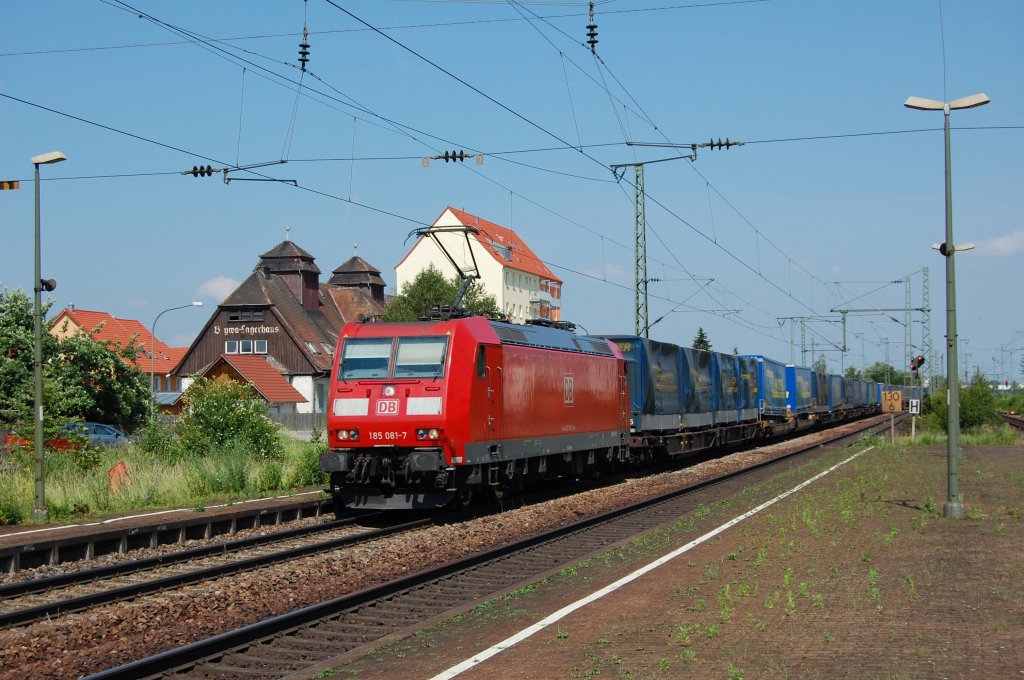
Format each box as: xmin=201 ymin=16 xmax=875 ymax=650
xmin=329 ymin=443 xmax=1024 ymax=680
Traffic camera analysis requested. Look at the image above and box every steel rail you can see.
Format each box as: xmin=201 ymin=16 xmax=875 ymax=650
xmin=0 ymin=514 xmax=432 ymax=629
xmin=86 ymin=416 xmax=898 ymax=680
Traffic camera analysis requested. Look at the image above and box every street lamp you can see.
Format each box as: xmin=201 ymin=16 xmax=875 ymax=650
xmin=151 ymin=302 xmax=203 ymax=421
xmin=904 ymin=91 xmax=990 ymax=519
xmin=31 ymin=150 xmax=66 ymax=523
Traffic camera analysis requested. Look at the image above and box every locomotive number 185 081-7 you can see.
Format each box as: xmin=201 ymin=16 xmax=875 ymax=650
xmin=368 ymin=431 xmax=408 ymax=441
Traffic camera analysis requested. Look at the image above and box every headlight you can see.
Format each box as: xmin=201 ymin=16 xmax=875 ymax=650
xmin=383 ymin=385 xmax=396 ymax=397
xmin=417 ymin=428 xmax=441 ymax=440
xmin=337 ymin=429 xmax=359 ymax=441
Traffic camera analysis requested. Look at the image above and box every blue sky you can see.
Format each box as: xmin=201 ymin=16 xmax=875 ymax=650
xmin=2 ymin=1 xmax=1022 ymax=384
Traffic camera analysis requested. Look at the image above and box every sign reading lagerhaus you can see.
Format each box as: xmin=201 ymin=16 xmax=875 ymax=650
xmin=214 ymin=324 xmax=282 ymax=335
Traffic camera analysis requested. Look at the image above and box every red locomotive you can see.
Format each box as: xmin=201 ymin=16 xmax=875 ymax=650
xmin=321 ymin=316 xmax=629 ymax=510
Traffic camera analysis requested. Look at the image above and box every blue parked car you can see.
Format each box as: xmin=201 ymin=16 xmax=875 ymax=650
xmin=64 ymin=422 xmax=131 ymax=447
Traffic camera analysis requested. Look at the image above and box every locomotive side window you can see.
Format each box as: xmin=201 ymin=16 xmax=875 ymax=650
xmin=341 ymin=338 xmax=393 ymax=379
xmin=394 ymin=337 xmax=448 ymax=378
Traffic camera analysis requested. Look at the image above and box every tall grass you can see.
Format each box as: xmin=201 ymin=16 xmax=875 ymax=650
xmin=910 ymin=422 xmax=1018 ymax=446
xmin=0 ymin=434 xmax=328 ymax=524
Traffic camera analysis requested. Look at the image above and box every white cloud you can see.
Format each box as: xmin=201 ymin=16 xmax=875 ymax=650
xmin=196 ymin=275 xmax=239 ymax=302
xmin=974 ymin=228 xmax=1024 ymax=256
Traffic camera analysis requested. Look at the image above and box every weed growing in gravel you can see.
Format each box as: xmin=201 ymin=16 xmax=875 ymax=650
xmin=923 ymin=496 xmax=938 ymax=515
xmin=679 ymin=649 xmax=697 ymax=662
xmin=727 ymin=663 xmax=746 ymax=679
xmin=903 ymin=575 xmax=918 ymax=601
xmin=822 ymin=632 xmax=835 ymax=643
xmin=675 ymin=622 xmax=700 ymax=642
xmin=883 ymin=527 xmax=899 ymax=547
xmin=755 ymin=548 xmax=768 ymax=566
xmin=556 ymin=630 xmax=569 ymax=639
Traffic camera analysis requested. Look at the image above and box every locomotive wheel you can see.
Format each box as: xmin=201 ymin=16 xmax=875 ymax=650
xmin=457 ymin=486 xmax=478 ymax=508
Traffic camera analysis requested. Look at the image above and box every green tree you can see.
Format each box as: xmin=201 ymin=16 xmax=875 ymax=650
xmin=812 ymin=355 xmax=827 ymax=374
xmin=0 ymin=287 xmax=148 ymax=438
xmin=844 ymin=366 xmax=861 ymax=379
xmin=383 ymin=266 xmax=499 ymax=322
xmin=692 ymin=327 xmax=711 ymax=351
xmin=926 ymin=372 xmax=998 ymax=431
xmin=0 ymin=288 xmax=45 ymax=428
xmin=959 ymin=372 xmax=999 ymax=429
xmin=177 ymin=376 xmax=283 ymax=460
xmin=861 ymin=361 xmax=912 ymax=385
xmin=48 ymin=332 xmax=150 ymax=432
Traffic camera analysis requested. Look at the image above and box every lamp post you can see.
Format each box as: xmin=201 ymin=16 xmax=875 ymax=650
xmin=904 ymin=92 xmax=990 ymax=519
xmin=31 ymin=151 xmax=67 ymax=523
xmin=151 ymin=302 xmax=203 ymax=421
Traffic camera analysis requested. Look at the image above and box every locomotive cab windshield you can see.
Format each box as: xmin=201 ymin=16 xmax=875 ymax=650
xmin=340 ymin=336 xmax=448 ymax=380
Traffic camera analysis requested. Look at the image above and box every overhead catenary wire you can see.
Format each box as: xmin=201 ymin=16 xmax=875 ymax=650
xmin=12 ymin=3 xmax=1003 ymax=356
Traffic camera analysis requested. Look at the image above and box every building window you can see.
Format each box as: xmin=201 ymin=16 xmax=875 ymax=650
xmin=321 ymin=342 xmax=334 ymax=356
xmin=225 ymin=340 xmax=238 ymax=354
xmin=305 ymin=341 xmax=321 ymax=355
xmin=227 ymin=309 xmax=264 ymax=322
xmin=240 ymin=339 xmax=253 ymax=354
xmin=255 ymin=339 xmax=268 ymax=354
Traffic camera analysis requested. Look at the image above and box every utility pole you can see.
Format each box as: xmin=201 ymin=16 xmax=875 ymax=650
xmin=921 ymin=267 xmax=934 ymax=387
xmin=611 ymin=138 xmax=743 ymax=337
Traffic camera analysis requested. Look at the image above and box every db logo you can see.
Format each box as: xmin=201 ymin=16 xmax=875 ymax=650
xmin=376 ymin=399 xmax=400 ymax=415
xmin=563 ymin=375 xmax=574 ymax=405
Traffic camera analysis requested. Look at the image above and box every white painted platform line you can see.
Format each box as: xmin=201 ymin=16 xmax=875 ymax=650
xmin=2 ymin=490 xmax=324 ymax=539
xmin=430 ymin=446 xmax=876 ymax=680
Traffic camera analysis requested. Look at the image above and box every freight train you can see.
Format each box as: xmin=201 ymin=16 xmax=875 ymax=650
xmin=320 ymin=315 xmax=916 ymax=510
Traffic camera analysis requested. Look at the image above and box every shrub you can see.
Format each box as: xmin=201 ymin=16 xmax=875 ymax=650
xmin=0 ymin=464 xmax=29 ymax=525
xmin=254 ymin=461 xmax=283 ymax=492
xmin=177 ymin=377 xmax=283 ymax=461
xmin=923 ymin=374 xmax=1000 ymax=431
xmin=285 ymin=441 xmax=328 ymax=488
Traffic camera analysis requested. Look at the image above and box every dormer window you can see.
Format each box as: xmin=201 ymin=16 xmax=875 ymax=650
xmin=227 ymin=310 xmax=264 ymax=322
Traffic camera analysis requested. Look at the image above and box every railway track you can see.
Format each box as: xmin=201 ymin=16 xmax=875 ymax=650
xmin=87 ymin=417 xmax=896 ymax=680
xmin=1000 ymin=412 xmax=1024 ymax=432
xmin=0 ymin=513 xmax=430 ymax=629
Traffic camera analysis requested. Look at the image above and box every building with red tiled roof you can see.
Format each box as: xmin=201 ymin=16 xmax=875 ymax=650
xmin=175 ymin=242 xmax=388 ymax=413
xmin=201 ymin=355 xmax=306 ymax=410
xmin=395 ymin=207 xmax=562 ymax=323
xmin=49 ymin=307 xmax=189 ymax=394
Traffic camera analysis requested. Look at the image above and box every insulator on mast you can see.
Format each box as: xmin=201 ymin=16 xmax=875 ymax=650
xmin=586 ymin=2 xmax=598 ymax=54
xmin=298 ymin=25 xmax=310 ymax=71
